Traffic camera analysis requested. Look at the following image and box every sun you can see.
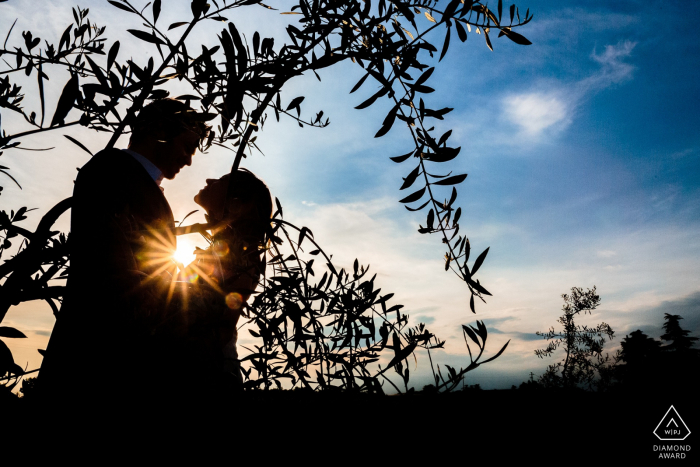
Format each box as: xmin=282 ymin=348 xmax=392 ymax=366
xmin=173 ymin=237 xmax=199 ymax=267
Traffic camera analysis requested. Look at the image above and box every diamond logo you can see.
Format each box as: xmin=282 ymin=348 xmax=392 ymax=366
xmin=654 ymin=406 xmax=691 ymax=441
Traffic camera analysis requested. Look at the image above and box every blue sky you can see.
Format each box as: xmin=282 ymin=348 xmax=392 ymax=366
xmin=1 ymin=0 xmax=699 ymax=390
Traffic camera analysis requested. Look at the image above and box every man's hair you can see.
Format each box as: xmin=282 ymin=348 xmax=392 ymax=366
xmin=130 ymin=98 xmax=211 ymax=144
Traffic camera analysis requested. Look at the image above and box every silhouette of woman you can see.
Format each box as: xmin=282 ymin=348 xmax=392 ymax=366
xmin=174 ymin=169 xmax=273 ymax=390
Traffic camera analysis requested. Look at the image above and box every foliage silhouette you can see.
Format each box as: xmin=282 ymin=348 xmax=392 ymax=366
xmin=614 ymin=329 xmax=661 ymax=389
xmin=0 ymin=0 xmax=534 ymax=395
xmin=534 ymin=286 xmax=618 ymax=390
xmin=660 ymin=313 xmax=699 ymax=356
xmin=657 ymin=313 xmax=699 ymax=388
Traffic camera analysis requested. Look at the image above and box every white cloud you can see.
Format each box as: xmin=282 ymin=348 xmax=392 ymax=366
xmin=503 ymin=92 xmax=570 ymax=136
xmin=501 ymin=41 xmax=636 ymax=140
xmin=582 ymin=40 xmax=637 ymax=91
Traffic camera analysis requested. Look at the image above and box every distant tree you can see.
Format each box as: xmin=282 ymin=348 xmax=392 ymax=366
xmin=534 ymin=286 xmax=617 ymax=390
xmin=517 ymin=371 xmax=542 ymax=391
xmin=614 ymin=329 xmax=661 ymax=388
xmin=660 ymin=314 xmax=699 ymax=355
xmin=657 ymin=313 xmax=699 ymax=388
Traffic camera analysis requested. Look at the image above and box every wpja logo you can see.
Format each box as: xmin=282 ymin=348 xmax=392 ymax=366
xmin=653 ymin=405 xmax=691 ymax=459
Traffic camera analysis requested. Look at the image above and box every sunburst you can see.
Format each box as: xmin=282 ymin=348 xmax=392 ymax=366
xmin=173 ymin=237 xmax=199 ymax=267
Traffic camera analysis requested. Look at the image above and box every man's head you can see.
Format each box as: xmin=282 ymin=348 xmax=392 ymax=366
xmin=129 ymin=98 xmax=211 ymax=179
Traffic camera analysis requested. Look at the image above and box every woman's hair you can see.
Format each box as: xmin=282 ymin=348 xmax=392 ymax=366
xmin=221 ymin=169 xmax=273 ymax=243
xmin=130 ymin=98 xmax=211 ymax=144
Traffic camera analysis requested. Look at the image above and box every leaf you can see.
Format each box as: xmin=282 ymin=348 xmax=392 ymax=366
xmin=414 ymin=67 xmax=434 ymax=86
xmin=453 ymin=207 xmax=462 ymax=224
xmin=469 ymin=278 xmax=492 ymax=296
xmin=443 ymin=0 xmax=461 ymax=19
xmin=298 ymin=226 xmax=312 ymax=247
xmin=168 ymin=22 xmax=189 ymax=30
xmin=438 ymin=130 xmax=453 ymax=147
xmin=400 ymin=165 xmax=420 ymax=190
xmin=455 ymin=21 xmax=467 ymax=42
xmin=426 ymin=209 xmax=434 ymax=230
xmin=37 ymin=61 xmax=46 ymax=127
xmin=85 ymin=55 xmax=107 ymax=87
xmin=64 ymin=135 xmax=93 ymax=156
xmin=399 ymin=187 xmax=425 ymax=204
xmin=484 ymin=29 xmax=493 ymax=51
xmin=476 ymin=320 xmax=488 ymax=341
xmin=375 ymin=103 xmax=399 ymax=138
xmin=355 ymin=86 xmax=388 ymax=110
xmin=107 ymin=41 xmax=120 ymax=71
xmin=153 ymin=0 xmax=161 ymax=23
xmin=469 ymin=294 xmax=475 ymax=313
xmin=433 ymin=174 xmax=467 ymax=186
xmin=58 ymin=24 xmax=72 ymax=52
xmin=107 ymin=1 xmax=134 ymax=13
xmin=480 ymin=339 xmax=511 ymax=364
xmin=0 ymin=168 xmax=22 ymax=189
xmin=177 ymin=210 xmax=198 ymax=227
xmin=228 ymin=23 xmax=247 ymax=78
xmin=50 ymin=74 xmax=79 ymax=127
xmin=127 ymin=29 xmax=166 ymax=46
xmin=503 ymin=29 xmax=532 ymax=45
xmin=350 ymin=72 xmax=370 ymax=94
xmin=463 ymin=325 xmax=480 ymax=347
xmin=471 ymin=247 xmax=489 ymax=276
xmin=439 ymin=26 xmax=451 ymax=61
xmin=424 ymin=12 xmax=436 ymax=23
xmin=428 ymin=146 xmax=461 ymax=163
xmin=390 ymin=151 xmax=413 ymax=163
xmin=286 ymin=96 xmax=304 ymax=111
xmin=447 ymin=187 xmax=458 ymax=208
xmin=0 ymin=327 xmax=27 ymax=338
xmin=253 ymin=31 xmax=260 ymax=56
xmin=414 ymin=85 xmax=435 ymax=94
xmin=404 ymin=200 xmax=430 ymax=212
xmin=275 ymin=197 xmax=283 ymax=218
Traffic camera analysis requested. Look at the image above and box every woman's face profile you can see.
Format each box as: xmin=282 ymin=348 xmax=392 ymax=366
xmin=194 ymin=174 xmax=230 ymax=220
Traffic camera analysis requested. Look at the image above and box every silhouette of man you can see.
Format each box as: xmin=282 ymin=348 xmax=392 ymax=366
xmin=39 ymin=99 xmax=210 ymax=403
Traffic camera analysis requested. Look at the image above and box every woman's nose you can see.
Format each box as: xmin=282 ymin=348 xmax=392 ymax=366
xmin=206 ymin=178 xmax=215 ymax=184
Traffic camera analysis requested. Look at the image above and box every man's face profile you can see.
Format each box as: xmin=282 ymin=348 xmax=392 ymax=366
xmin=158 ymin=130 xmax=200 ymax=179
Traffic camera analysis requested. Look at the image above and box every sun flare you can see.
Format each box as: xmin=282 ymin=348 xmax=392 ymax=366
xmin=173 ymin=237 xmax=199 ymax=267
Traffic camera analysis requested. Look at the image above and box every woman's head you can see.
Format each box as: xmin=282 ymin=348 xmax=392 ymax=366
xmin=194 ymin=169 xmax=273 ymax=240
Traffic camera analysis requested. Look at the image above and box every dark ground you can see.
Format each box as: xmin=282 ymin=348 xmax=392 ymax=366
xmin=3 ymin=385 xmax=696 ymax=462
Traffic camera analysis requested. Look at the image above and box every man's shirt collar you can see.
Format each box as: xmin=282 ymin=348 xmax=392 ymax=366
xmin=122 ymin=148 xmax=165 ymax=187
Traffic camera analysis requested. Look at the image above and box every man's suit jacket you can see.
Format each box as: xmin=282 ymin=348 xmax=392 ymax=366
xmin=40 ymin=148 xmax=177 ymax=400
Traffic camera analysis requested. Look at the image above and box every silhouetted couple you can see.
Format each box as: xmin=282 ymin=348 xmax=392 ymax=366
xmin=38 ymin=99 xmax=272 ymax=405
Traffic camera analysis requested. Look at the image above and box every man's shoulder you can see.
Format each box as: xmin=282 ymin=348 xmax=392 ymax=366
xmin=76 ymin=148 xmax=152 ymax=189
xmin=79 ymin=148 xmax=135 ymax=173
